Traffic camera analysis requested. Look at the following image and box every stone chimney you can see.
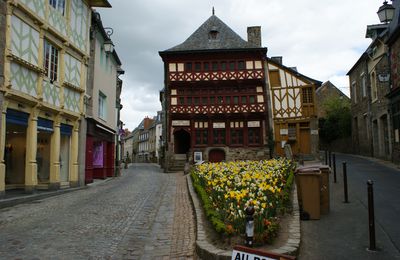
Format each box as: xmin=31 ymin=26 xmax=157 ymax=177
xmin=271 ymin=56 xmax=283 ymax=65
xmin=247 ymin=26 xmax=261 ymax=47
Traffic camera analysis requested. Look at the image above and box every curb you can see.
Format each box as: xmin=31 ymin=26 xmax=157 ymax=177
xmin=0 ymin=177 xmax=117 ymax=209
xmin=186 ymin=175 xmax=301 ymax=259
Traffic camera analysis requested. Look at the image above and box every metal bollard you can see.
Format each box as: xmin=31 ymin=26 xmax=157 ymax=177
xmin=367 ymin=180 xmax=376 ymax=251
xmin=333 ymin=153 xmax=337 ymax=183
xmin=328 ymin=151 xmax=332 ymax=167
xmin=245 ymin=205 xmax=255 ymax=247
xmin=343 ymin=162 xmax=349 ymax=203
xmin=325 ymin=150 xmax=328 ymax=165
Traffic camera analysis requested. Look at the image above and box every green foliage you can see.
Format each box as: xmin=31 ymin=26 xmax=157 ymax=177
xmin=190 ymin=173 xmax=227 ymax=235
xmin=320 ymin=96 xmax=351 ymax=144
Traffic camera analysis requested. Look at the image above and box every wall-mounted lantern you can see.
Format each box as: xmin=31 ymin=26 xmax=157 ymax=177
xmin=377 ymin=1 xmax=395 ymax=24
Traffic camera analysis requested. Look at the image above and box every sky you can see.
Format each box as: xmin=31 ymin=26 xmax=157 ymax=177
xmin=97 ymin=0 xmax=381 ymax=130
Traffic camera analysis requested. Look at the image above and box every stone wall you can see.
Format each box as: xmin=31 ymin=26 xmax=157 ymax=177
xmin=349 ymin=58 xmax=372 ymax=156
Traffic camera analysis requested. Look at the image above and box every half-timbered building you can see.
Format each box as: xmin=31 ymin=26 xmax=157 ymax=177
xmin=159 ymin=14 xmax=270 ymax=170
xmin=266 ymin=58 xmax=321 ymax=158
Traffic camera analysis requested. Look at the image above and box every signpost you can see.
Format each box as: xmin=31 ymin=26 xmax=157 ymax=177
xmin=232 ymin=245 xmax=296 ymax=260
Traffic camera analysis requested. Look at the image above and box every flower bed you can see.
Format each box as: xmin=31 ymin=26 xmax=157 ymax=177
xmin=191 ymin=158 xmax=295 ymax=245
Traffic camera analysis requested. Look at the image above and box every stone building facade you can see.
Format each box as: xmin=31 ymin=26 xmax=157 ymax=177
xmin=316 ymin=81 xmax=350 ymax=119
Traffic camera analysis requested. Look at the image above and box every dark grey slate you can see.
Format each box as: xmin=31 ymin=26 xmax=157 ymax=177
xmin=164 ymin=15 xmax=260 ymax=52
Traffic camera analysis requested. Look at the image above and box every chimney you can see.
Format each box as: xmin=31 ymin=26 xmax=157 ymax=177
xmin=271 ymin=56 xmax=283 ymax=65
xmin=247 ymin=26 xmax=261 ymax=47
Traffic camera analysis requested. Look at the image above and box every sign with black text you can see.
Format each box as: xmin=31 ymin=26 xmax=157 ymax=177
xmin=232 ymin=246 xmax=296 ymax=260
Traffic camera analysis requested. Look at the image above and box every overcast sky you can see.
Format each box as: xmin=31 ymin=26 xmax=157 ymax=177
xmin=97 ymin=0 xmax=380 ymax=130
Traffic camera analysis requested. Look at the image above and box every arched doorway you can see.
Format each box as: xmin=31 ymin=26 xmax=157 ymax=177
xmin=174 ymin=129 xmax=191 ymax=154
xmin=209 ymin=149 xmax=225 ymax=163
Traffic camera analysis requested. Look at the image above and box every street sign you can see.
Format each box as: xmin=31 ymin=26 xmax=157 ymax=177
xmin=232 ymin=245 xmax=296 ymax=260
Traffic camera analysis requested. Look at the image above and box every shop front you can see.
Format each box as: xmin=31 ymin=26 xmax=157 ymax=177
xmin=85 ymin=119 xmax=115 ymax=184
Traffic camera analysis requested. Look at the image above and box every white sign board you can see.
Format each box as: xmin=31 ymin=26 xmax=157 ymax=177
xmin=231 ymin=246 xmax=295 ymax=260
xmin=280 ymin=129 xmax=288 ymax=135
xmin=311 ymin=129 xmax=319 ymax=135
xmin=232 ymin=250 xmax=275 ymax=260
xmin=172 ymin=120 xmax=190 ymax=126
xmin=194 ymin=151 xmax=202 ymax=163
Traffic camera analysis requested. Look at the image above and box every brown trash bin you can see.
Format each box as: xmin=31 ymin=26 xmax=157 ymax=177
xmin=295 ymin=167 xmax=321 ymax=220
xmin=319 ymin=165 xmax=331 ymax=215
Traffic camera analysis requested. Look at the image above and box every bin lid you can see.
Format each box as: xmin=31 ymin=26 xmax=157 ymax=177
xmin=295 ymin=167 xmax=320 ymax=174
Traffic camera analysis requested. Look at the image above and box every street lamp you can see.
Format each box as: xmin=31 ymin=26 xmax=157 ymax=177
xmin=104 ymin=39 xmax=114 ymax=54
xmin=377 ymin=1 xmax=395 ymax=24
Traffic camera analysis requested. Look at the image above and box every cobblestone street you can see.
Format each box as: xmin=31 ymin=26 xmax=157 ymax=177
xmin=0 ymin=164 xmax=196 ymax=259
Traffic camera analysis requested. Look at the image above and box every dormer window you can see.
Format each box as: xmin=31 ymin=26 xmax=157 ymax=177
xmin=209 ymin=26 xmax=219 ymax=40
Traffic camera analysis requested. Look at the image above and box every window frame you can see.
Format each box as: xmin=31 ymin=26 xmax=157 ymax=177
xmin=43 ymin=39 xmax=59 ymax=83
xmin=98 ymin=91 xmax=107 ymax=120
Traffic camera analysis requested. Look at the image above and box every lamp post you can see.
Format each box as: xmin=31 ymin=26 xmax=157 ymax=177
xmin=377 ymin=1 xmax=395 ymax=24
xmin=245 ymin=204 xmax=255 ymax=247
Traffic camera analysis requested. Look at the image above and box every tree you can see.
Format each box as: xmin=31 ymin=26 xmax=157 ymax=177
xmin=319 ymin=96 xmax=351 ymax=146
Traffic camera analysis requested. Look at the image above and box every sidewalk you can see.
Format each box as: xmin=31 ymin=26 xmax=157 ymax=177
xmin=298 ymin=153 xmax=400 ymax=259
xmin=0 ymin=177 xmax=115 ymax=209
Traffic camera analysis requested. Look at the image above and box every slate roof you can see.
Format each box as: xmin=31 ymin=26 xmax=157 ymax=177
xmin=163 ymin=15 xmax=263 ymax=53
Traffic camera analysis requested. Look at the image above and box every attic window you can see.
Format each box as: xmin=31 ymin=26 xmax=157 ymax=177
xmin=209 ymin=26 xmax=219 ymax=40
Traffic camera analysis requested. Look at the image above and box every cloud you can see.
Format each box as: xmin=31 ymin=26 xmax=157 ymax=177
xmin=97 ymin=0 xmax=380 ymax=129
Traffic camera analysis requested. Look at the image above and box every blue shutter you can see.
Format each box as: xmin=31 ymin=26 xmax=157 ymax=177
xmin=37 ymin=118 xmax=53 ymax=132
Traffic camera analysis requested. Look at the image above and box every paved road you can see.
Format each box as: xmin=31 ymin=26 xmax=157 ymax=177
xmin=299 ymin=153 xmax=400 ymax=259
xmin=0 ymin=163 xmax=196 ymax=259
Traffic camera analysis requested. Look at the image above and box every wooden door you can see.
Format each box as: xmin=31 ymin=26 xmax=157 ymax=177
xmin=209 ymin=149 xmax=225 ymax=163
xmin=299 ymin=128 xmax=311 ymax=154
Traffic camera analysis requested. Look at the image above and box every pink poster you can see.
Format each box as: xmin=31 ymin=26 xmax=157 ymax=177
xmin=93 ymin=142 xmax=103 ymax=167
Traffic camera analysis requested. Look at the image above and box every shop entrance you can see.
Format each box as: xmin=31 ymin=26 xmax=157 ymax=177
xmin=37 ymin=131 xmax=51 ymax=183
xmin=5 ymin=123 xmax=27 ymax=186
xmin=60 ymin=135 xmax=70 ymax=183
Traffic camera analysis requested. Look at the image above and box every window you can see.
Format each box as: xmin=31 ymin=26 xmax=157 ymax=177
xmin=212 ymin=62 xmax=218 ymax=71
xmin=194 ymin=122 xmax=208 ymax=145
xmin=213 ymin=129 xmax=226 ymax=145
xmin=204 ymin=62 xmax=209 ymax=71
xmin=371 ymin=71 xmax=377 ymax=101
xmin=185 ymin=62 xmax=192 ymax=72
xmin=230 ymin=121 xmax=244 ymax=145
xmin=288 ymin=123 xmax=296 ymax=140
xmin=361 ymin=73 xmax=367 ymax=98
xmin=241 ymin=96 xmax=247 ymax=104
xmin=195 ymin=129 xmax=208 ymax=145
xmin=269 ymin=70 xmax=281 ymax=87
xmin=249 ymin=96 xmax=256 ymax=104
xmin=248 ymin=128 xmax=261 ymax=145
xmin=195 ymin=62 xmax=201 ymax=72
xmin=49 ymin=0 xmax=65 ymax=15
xmin=229 ymin=61 xmax=235 ymax=71
xmin=352 ymin=81 xmax=357 ymax=104
xmin=220 ymin=62 xmax=227 ymax=71
xmin=98 ymin=91 xmax=107 ymax=119
xmin=44 ymin=40 xmax=59 ymax=83
xmin=238 ymin=61 xmax=245 ymax=70
xmin=302 ymin=87 xmax=313 ymax=104
xmin=225 ymin=96 xmax=231 ymax=104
